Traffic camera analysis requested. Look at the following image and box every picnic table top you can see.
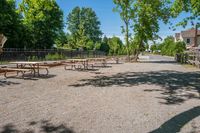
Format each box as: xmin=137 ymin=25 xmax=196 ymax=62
xmin=67 ymin=59 xmax=88 ymax=61
xmin=10 ymin=61 xmax=43 ymax=64
xmin=87 ymin=58 xmax=106 ymax=60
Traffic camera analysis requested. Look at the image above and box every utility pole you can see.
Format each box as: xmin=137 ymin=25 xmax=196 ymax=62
xmin=194 ymin=24 xmax=198 ymax=47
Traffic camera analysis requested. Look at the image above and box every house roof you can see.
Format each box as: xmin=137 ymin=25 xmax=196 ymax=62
xmin=181 ymin=28 xmax=200 ymax=38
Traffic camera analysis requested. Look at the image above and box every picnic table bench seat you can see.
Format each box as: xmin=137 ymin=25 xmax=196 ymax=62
xmin=21 ymin=66 xmax=49 ymax=75
xmin=41 ymin=61 xmax=62 ymax=67
xmin=0 ymin=67 xmax=33 ymax=78
xmin=0 ymin=65 xmax=7 ymax=68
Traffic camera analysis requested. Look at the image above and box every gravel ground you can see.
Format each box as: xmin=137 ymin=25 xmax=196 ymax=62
xmin=0 ymin=55 xmax=200 ymax=133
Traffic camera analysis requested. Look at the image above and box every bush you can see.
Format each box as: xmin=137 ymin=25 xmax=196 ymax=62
xmin=158 ymin=36 xmax=186 ymax=56
xmin=45 ymin=53 xmax=65 ymax=60
xmin=27 ymin=56 xmax=40 ymax=61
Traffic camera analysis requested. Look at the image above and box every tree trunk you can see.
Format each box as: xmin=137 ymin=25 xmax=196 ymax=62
xmin=125 ymin=22 xmax=130 ymax=61
xmin=132 ymin=40 xmax=143 ymax=62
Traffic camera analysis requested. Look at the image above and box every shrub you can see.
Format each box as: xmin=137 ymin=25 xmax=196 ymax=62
xmin=45 ymin=53 xmax=65 ymax=60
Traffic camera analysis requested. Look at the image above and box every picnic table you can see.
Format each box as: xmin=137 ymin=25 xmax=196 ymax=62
xmin=87 ymin=58 xmax=107 ymax=66
xmin=66 ymin=59 xmax=89 ymax=70
xmin=10 ymin=61 xmax=49 ymax=76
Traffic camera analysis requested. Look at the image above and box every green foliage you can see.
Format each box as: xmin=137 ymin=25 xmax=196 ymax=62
xmin=113 ymin=0 xmax=134 ymax=57
xmin=150 ymin=44 xmax=158 ymax=53
xmin=67 ymin=6 xmax=102 ymax=48
xmin=85 ymin=40 xmax=94 ymax=50
xmin=133 ymin=0 xmax=170 ymax=44
xmin=145 ymin=44 xmax=149 ymax=51
xmin=99 ymin=36 xmax=110 ymax=54
xmin=45 ymin=53 xmax=65 ymax=60
xmin=55 ymin=32 xmax=69 ymax=48
xmin=0 ymin=0 xmax=24 ymax=48
xmin=108 ymin=36 xmax=124 ymax=55
xmin=94 ymin=42 xmax=101 ymax=50
xmin=27 ymin=56 xmax=40 ymax=61
xmin=158 ymin=36 xmax=186 ymax=56
xmin=114 ymin=0 xmax=171 ymax=61
xmin=129 ymin=36 xmax=146 ymax=56
xmin=20 ymin=0 xmax=64 ymax=49
xmin=171 ymin=0 xmax=200 ymax=27
xmin=174 ymin=41 xmax=186 ymax=54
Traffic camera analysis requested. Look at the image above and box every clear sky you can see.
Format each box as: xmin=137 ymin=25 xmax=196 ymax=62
xmin=16 ymin=0 xmax=195 ymax=43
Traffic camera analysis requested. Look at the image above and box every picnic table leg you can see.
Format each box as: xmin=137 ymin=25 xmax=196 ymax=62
xmin=37 ymin=64 xmax=39 ymax=76
xmin=85 ymin=61 xmax=88 ymax=70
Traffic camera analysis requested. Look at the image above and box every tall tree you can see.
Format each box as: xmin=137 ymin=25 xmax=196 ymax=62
xmin=113 ymin=0 xmax=134 ymax=60
xmin=131 ymin=0 xmax=170 ymax=61
xmin=20 ymin=0 xmax=64 ymax=49
xmin=67 ymin=7 xmax=102 ymax=48
xmin=0 ymin=0 xmax=23 ymax=48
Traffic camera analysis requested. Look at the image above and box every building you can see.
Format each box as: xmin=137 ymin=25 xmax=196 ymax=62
xmin=175 ymin=28 xmax=200 ymax=49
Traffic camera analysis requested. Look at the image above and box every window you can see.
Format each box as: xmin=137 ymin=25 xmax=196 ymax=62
xmin=187 ymin=38 xmax=190 ymax=44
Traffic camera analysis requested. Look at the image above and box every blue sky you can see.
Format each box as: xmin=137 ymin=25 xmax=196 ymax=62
xmin=16 ymin=0 xmax=195 ymax=42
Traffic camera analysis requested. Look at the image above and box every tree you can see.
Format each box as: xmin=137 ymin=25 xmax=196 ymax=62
xmin=174 ymin=41 xmax=186 ymax=54
xmin=159 ymin=36 xmax=186 ymax=56
xmin=150 ymin=44 xmax=158 ymax=53
xmin=171 ymin=0 xmax=200 ymax=27
xmin=113 ymin=0 xmax=134 ymax=60
xmin=108 ymin=36 xmax=123 ymax=55
xmin=67 ymin=7 xmax=102 ymax=48
xmin=160 ymin=36 xmax=176 ymax=56
xmin=131 ymin=0 xmax=170 ymax=61
xmin=20 ymin=0 xmax=64 ymax=49
xmin=55 ymin=31 xmax=68 ymax=48
xmin=0 ymin=0 xmax=23 ymax=48
xmin=171 ymin=0 xmax=200 ymax=47
xmin=75 ymin=23 xmax=89 ymax=49
xmin=145 ymin=44 xmax=149 ymax=51
xmin=100 ymin=36 xmax=110 ymax=54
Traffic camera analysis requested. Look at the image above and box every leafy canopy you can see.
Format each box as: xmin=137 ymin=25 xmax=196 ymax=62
xmin=67 ymin=6 xmax=102 ymax=46
xmin=20 ymin=0 xmax=64 ymax=49
xmin=171 ymin=0 xmax=200 ymax=27
xmin=0 ymin=0 xmax=23 ymax=48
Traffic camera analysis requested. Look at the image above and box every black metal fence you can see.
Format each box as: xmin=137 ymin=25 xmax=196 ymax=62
xmin=0 ymin=48 xmax=106 ymax=61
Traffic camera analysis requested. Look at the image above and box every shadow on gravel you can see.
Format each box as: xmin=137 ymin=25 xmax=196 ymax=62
xmin=140 ymin=60 xmax=177 ymax=64
xmin=5 ymin=74 xmax=57 ymax=81
xmin=0 ymin=80 xmax=20 ymax=87
xmin=69 ymin=70 xmax=200 ymax=105
xmin=150 ymin=106 xmax=200 ymax=133
xmin=0 ymin=120 xmax=74 ymax=133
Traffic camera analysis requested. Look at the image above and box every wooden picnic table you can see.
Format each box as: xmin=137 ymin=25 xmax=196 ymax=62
xmin=66 ymin=59 xmax=89 ymax=70
xmin=87 ymin=58 xmax=107 ymax=66
xmin=87 ymin=58 xmax=106 ymax=61
xmin=10 ymin=61 xmax=47 ymax=76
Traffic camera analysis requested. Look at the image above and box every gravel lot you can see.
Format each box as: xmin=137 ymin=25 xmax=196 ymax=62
xmin=0 ymin=55 xmax=200 ymax=133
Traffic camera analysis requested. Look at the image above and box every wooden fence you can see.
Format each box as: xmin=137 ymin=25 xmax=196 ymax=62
xmin=0 ymin=48 xmax=105 ymax=62
xmin=176 ymin=50 xmax=200 ymax=68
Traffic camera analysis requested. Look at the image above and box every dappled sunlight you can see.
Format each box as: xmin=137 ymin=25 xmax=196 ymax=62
xmin=70 ymin=70 xmax=200 ymax=105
